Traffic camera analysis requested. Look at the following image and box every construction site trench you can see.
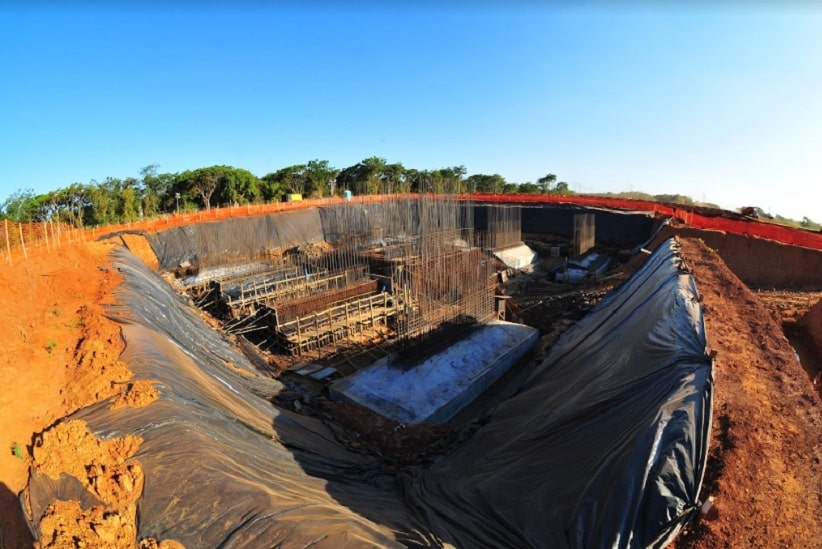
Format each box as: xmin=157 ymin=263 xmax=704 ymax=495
xmin=13 ymin=197 xmax=822 ymax=548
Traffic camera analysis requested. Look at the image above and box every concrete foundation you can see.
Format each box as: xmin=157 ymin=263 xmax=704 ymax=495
xmin=493 ymin=243 xmax=537 ymax=270
xmin=329 ymin=320 xmax=539 ymax=424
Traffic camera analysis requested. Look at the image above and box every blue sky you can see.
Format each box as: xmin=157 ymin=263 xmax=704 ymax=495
xmin=1 ymin=3 xmax=821 ymax=221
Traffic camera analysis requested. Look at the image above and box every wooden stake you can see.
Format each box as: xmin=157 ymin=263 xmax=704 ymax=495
xmin=18 ymin=222 xmax=27 ymax=259
xmin=43 ymin=221 xmax=50 ymax=252
xmin=4 ymin=220 xmax=12 ymax=266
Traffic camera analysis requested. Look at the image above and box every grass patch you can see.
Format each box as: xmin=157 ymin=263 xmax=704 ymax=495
xmin=11 ymin=442 xmax=25 ymax=460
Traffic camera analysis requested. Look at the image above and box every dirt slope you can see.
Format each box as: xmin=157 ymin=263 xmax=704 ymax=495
xmin=0 ymin=240 xmax=126 ymax=547
xmin=0 ymin=240 xmax=165 ymax=548
xmin=673 ymin=237 xmax=822 ymax=548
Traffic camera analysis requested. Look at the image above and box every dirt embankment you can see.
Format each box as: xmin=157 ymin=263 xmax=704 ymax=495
xmin=0 ymin=239 xmax=167 ymax=548
xmin=796 ymin=297 xmax=822 ymax=391
xmin=672 ymin=237 xmax=822 ymax=548
xmin=659 ymin=225 xmax=822 ymax=290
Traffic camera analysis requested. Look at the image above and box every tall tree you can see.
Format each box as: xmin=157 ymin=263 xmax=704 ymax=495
xmin=0 ymin=188 xmax=36 ymax=222
xmin=337 ymin=157 xmax=386 ymax=195
xmin=467 ymin=174 xmax=506 ymax=194
xmin=59 ymin=183 xmax=88 ymax=226
xmin=537 ymin=173 xmax=557 ymax=194
xmin=380 ymin=162 xmax=406 ymax=193
xmin=304 ymin=159 xmax=337 ymax=197
xmin=554 ymin=181 xmax=571 ymax=195
xmin=262 ymin=165 xmax=307 ymax=196
xmin=192 ymin=171 xmax=218 ymax=210
xmin=212 ymin=166 xmax=261 ymax=205
xmin=140 ymin=164 xmax=176 ymax=216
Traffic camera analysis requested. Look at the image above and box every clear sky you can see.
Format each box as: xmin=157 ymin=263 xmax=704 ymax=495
xmin=1 ymin=2 xmax=821 ymax=221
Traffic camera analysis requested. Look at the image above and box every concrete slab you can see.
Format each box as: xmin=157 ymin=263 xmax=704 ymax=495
xmin=493 ymin=243 xmax=537 ymax=270
xmin=329 ymin=321 xmax=539 ymax=424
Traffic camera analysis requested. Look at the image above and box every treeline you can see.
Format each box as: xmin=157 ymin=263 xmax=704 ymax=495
xmin=592 ymin=190 xmax=722 ymax=210
xmin=0 ymin=158 xmax=571 ymax=227
xmin=594 ymin=191 xmax=821 ymax=231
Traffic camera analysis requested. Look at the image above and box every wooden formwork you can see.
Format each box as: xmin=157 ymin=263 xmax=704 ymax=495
xmin=220 ymin=267 xmax=367 ymax=316
xmin=271 ymin=291 xmax=404 ymax=356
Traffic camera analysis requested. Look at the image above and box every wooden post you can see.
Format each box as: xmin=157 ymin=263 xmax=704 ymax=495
xmin=356 ymin=298 xmax=362 ymax=334
xmin=345 ymin=300 xmax=350 ymax=339
xmin=18 ymin=222 xmax=27 ymax=259
xmin=313 ymin=312 xmax=320 ymax=359
xmin=4 ymin=220 xmax=12 ymax=266
xmin=370 ymin=296 xmax=376 ymax=334
xmin=43 ymin=221 xmax=50 ymax=252
xmin=329 ymin=308 xmax=335 ymax=352
xmin=296 ymin=316 xmax=302 ymax=356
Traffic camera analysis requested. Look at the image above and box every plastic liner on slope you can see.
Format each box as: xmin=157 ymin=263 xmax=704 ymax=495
xmin=403 ymin=237 xmax=713 ymax=548
xmin=147 ymin=208 xmax=324 ymax=270
xmin=516 ymin=204 xmax=655 ymax=246
xmin=25 ymin=248 xmax=434 ymax=548
xmin=26 ymin=238 xmax=711 ymax=548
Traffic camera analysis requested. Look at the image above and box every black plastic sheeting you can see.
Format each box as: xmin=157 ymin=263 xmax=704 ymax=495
xmin=150 ymin=203 xmax=654 ymax=270
xmin=517 ymin=204 xmax=655 ymax=247
xmin=147 ymin=208 xmax=325 ymax=270
xmin=403 ymin=238 xmax=713 ymax=547
xmin=25 ymin=238 xmax=712 ymax=548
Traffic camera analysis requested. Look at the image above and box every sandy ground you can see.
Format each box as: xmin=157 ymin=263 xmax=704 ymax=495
xmin=0 ymin=240 xmax=162 ymax=548
xmin=1 ymin=233 xmax=820 ymax=547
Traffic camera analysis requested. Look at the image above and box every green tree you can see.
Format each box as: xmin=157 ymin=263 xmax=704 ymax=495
xmin=518 ymin=182 xmax=541 ymax=194
xmin=380 ymin=162 xmax=406 ymax=193
xmin=58 ymin=183 xmax=88 ymax=226
xmin=262 ymin=165 xmax=307 ymax=196
xmin=304 ymin=159 xmax=337 ymax=197
xmin=537 ymin=173 xmax=557 ymax=194
xmin=554 ymin=181 xmax=572 ymax=195
xmin=140 ymin=164 xmax=177 ymax=216
xmin=260 ymin=171 xmax=286 ymax=202
xmin=467 ymin=174 xmax=506 ymax=194
xmin=336 ymin=157 xmax=386 ymax=195
xmin=1 ymin=188 xmax=37 ymax=222
xmin=120 ymin=178 xmax=140 ymax=222
xmin=85 ymin=179 xmax=119 ymax=225
xmin=212 ymin=166 xmax=261 ymax=206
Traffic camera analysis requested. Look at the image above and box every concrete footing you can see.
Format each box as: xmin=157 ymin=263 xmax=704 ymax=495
xmin=493 ymin=243 xmax=537 ymax=270
xmin=329 ymin=320 xmax=539 ymax=424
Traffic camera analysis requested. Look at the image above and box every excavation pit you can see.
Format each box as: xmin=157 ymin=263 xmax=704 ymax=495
xmin=16 ymin=196 xmax=822 ymax=548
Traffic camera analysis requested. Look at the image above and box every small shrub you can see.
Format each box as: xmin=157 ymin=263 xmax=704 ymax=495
xmin=11 ymin=442 xmax=24 ymax=460
xmin=46 ymin=339 xmax=57 ymax=355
